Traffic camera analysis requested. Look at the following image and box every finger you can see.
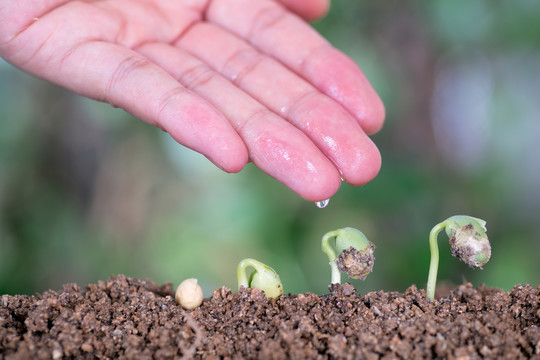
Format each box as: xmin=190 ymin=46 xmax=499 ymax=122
xmin=177 ymin=23 xmax=381 ymax=185
xmin=138 ymin=42 xmax=342 ymax=201
xmin=274 ymin=0 xmax=329 ymax=21
xmin=59 ymin=41 xmax=249 ymax=173
xmin=0 ymin=0 xmax=201 ymax=50
xmin=0 ymin=0 xmax=69 ymax=42
xmin=0 ymin=1 xmax=248 ymax=172
xmin=207 ymin=0 xmax=385 ymax=135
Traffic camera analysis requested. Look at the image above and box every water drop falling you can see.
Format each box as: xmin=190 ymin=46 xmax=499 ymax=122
xmin=315 ymin=199 xmax=330 ymax=208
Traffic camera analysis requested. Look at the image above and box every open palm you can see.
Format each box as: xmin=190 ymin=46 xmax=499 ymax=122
xmin=0 ymin=0 xmax=384 ymax=201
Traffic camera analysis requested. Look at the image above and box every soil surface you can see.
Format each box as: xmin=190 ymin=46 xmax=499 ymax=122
xmin=1 ymin=275 xmax=539 ymax=359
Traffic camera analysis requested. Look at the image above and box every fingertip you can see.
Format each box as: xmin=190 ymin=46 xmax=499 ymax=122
xmin=246 ymin=122 xmax=342 ymax=202
xmin=278 ymin=0 xmax=330 ymax=21
xmin=303 ymin=0 xmax=330 ymax=21
xmin=341 ymin=138 xmax=382 ymax=187
xmin=207 ymin=142 xmax=249 ymax=174
xmin=304 ymin=174 xmax=342 ymax=203
xmin=362 ymin=141 xmax=382 ymax=184
xmin=171 ymin=125 xmax=249 ymax=174
xmin=158 ymin=97 xmax=249 ymax=174
xmin=360 ymin=91 xmax=386 ymax=135
xmin=293 ymin=164 xmax=342 ymax=203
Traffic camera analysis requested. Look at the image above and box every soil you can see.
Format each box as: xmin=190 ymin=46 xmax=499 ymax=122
xmin=1 ymin=275 xmax=539 ymax=359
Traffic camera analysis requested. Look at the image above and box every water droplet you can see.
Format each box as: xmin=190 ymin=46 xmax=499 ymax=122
xmin=315 ymin=199 xmax=330 ymax=208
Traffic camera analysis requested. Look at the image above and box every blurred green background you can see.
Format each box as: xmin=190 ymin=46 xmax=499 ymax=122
xmin=1 ymin=1 xmax=539 ymax=296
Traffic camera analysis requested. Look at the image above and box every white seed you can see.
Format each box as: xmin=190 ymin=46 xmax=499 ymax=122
xmin=175 ymin=278 xmax=203 ymax=310
xmin=52 ymin=349 xmax=62 ymax=360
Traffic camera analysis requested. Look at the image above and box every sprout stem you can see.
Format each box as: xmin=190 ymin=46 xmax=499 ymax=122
xmin=426 ymin=221 xmax=447 ymax=301
xmin=237 ymin=258 xmax=258 ymax=290
xmin=321 ymin=230 xmax=342 ymax=284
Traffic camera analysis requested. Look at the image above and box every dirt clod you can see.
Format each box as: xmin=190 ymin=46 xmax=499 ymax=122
xmin=1 ymin=275 xmax=539 ymax=359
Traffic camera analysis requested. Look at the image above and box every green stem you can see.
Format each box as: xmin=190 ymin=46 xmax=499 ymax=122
xmin=237 ymin=258 xmax=261 ymax=290
xmin=426 ymin=221 xmax=448 ymax=300
xmin=321 ymin=230 xmax=341 ymax=284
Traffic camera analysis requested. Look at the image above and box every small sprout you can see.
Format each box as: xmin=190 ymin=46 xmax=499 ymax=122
xmin=321 ymin=227 xmax=375 ymax=284
xmin=175 ymin=278 xmax=203 ymax=310
xmin=236 ymin=258 xmax=283 ymax=298
xmin=426 ymin=215 xmax=492 ymax=300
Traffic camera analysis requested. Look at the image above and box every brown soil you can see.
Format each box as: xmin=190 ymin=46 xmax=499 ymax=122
xmin=1 ymin=275 xmax=539 ymax=359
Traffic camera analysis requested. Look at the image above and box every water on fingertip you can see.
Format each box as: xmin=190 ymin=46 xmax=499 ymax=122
xmin=315 ymin=199 xmax=330 ymax=208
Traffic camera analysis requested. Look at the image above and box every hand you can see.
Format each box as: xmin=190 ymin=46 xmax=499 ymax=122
xmin=0 ymin=0 xmax=384 ymax=202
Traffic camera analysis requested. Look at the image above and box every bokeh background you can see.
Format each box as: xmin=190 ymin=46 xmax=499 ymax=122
xmin=1 ymin=1 xmax=539 ymax=296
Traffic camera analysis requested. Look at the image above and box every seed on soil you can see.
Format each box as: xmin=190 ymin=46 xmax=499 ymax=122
xmin=175 ymin=278 xmax=203 ymax=310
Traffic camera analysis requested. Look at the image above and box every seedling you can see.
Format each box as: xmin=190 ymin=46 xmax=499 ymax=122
xmin=237 ymin=258 xmax=283 ymax=298
xmin=426 ymin=215 xmax=492 ymax=300
xmin=321 ymin=227 xmax=375 ymax=284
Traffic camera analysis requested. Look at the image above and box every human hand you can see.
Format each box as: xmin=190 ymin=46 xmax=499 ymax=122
xmin=0 ymin=0 xmax=384 ymax=202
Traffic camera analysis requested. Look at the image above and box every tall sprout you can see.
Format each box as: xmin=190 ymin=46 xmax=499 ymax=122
xmin=427 ymin=215 xmax=491 ymax=300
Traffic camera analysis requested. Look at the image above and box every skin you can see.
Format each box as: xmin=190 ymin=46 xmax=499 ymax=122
xmin=0 ymin=0 xmax=384 ymax=202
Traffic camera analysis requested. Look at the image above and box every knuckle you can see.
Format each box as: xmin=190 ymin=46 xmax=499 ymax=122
xmin=178 ymin=63 xmax=216 ymax=90
xmin=249 ymin=5 xmax=288 ymax=39
xmin=154 ymin=86 xmax=189 ymax=127
xmin=237 ymin=108 xmax=275 ymax=135
xmin=221 ymin=47 xmax=264 ymax=86
xmin=105 ymin=55 xmax=151 ymax=102
xmin=284 ymin=90 xmax=321 ymax=121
